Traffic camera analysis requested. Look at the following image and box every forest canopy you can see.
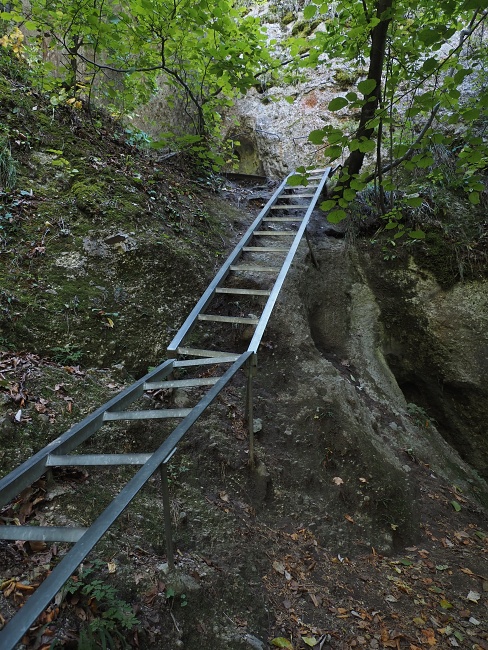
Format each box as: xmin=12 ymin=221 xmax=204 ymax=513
xmin=1 ymin=0 xmax=487 ymax=196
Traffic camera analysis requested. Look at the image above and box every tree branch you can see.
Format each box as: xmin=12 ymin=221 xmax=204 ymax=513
xmin=363 ymin=8 xmax=486 ymax=184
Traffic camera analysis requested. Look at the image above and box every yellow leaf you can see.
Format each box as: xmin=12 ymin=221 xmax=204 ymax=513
xmin=271 ymin=638 xmax=293 ymax=649
xmin=106 ymin=317 xmax=114 ymax=328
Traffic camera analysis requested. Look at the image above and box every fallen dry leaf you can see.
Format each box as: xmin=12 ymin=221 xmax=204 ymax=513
xmin=466 ymin=590 xmax=480 ymax=602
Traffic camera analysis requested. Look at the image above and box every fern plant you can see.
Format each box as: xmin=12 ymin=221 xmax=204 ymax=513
xmin=61 ymin=561 xmax=139 ymax=649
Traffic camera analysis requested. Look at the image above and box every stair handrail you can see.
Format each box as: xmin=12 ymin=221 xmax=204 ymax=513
xmin=0 ymin=351 xmax=252 ymax=649
xmin=166 ymin=174 xmax=292 ymax=355
xmin=248 ymin=168 xmax=330 ymax=352
xmin=0 ymin=359 xmax=174 ymax=508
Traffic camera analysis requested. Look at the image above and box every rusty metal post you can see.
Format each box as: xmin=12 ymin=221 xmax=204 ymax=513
xmin=159 ymin=463 xmax=174 ymax=570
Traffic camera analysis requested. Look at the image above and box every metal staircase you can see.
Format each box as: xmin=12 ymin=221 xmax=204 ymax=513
xmin=0 ymin=167 xmax=330 ymax=648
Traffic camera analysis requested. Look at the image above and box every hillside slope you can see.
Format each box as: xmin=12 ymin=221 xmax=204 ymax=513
xmin=1 ymin=49 xmax=488 ymax=650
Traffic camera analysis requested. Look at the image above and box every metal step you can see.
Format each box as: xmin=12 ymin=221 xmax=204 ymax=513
xmin=242 ymin=247 xmax=288 ymax=253
xmin=197 ymin=314 xmax=259 ymax=324
xmin=253 ymin=231 xmax=295 ymax=236
xmin=173 ymin=356 xmax=239 ymax=367
xmin=103 ymin=408 xmax=192 ymax=421
xmin=47 ymin=453 xmax=153 ymax=466
xmin=280 ymin=194 xmax=315 ymax=198
xmin=215 ymin=287 xmax=272 ymax=295
xmin=263 ymin=217 xmax=301 ymax=222
xmin=270 ymin=205 xmax=308 ymax=210
xmin=177 ymin=347 xmax=240 ymax=360
xmin=145 ymin=377 xmax=219 ymax=389
xmin=0 ymin=526 xmax=87 ymax=543
xmin=230 ymin=264 xmax=280 ymax=272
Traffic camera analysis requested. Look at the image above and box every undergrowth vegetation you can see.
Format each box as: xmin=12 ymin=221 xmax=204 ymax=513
xmin=0 ymin=45 xmax=235 ymax=372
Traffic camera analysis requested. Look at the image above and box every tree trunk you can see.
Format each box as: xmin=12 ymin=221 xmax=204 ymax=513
xmin=341 ymin=0 xmax=393 ymax=186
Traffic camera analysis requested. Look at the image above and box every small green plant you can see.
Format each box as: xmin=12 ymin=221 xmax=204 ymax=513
xmin=50 ymin=343 xmax=84 ymax=365
xmin=407 ymin=402 xmax=435 ymax=429
xmin=124 ymin=126 xmax=152 ymax=147
xmin=65 ymin=561 xmax=139 ymax=649
xmin=165 ymin=586 xmax=188 ymax=607
xmin=333 ymin=68 xmax=360 ymax=89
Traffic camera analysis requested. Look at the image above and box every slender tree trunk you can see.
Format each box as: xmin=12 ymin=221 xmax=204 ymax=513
xmin=340 ymin=0 xmax=393 ymax=186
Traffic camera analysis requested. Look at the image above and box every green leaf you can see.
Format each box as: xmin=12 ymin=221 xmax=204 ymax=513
xmin=416 ymin=156 xmax=434 ymax=169
xmin=328 ymin=128 xmax=345 ymax=144
xmin=468 ymin=192 xmax=480 ymax=205
xmin=284 ymin=96 xmax=296 ymax=104
xmin=328 ymin=209 xmax=347 ymax=223
xmin=454 ymin=68 xmax=472 ymax=84
xmin=357 ymin=78 xmax=377 ymax=95
xmin=418 ymin=27 xmax=441 ymax=46
xmin=328 ymin=96 xmax=349 ymax=111
xmin=462 ymin=0 xmax=488 ymax=9
xmin=358 ymin=139 xmax=376 ymax=153
xmin=320 ymin=200 xmax=337 ymax=211
xmin=350 ymin=179 xmax=366 ymax=191
xmin=405 ymin=107 xmax=421 ymax=118
xmin=1 ymin=12 xmax=22 ymax=21
xmin=308 ymin=129 xmax=326 ymax=144
xmin=408 ymin=230 xmax=426 ymax=239
xmin=271 ymin=638 xmax=293 ymax=649
xmin=287 ymin=174 xmax=305 ymax=187
xmin=405 ymin=195 xmax=423 ymax=208
xmin=451 ymin=500 xmax=461 ymax=512
xmin=422 ymin=57 xmax=438 ymax=73
xmin=343 ymin=189 xmax=356 ymax=201
xmin=323 ymin=145 xmax=343 ymax=159
xmin=346 ymin=91 xmax=358 ymax=102
xmin=385 ymin=221 xmax=398 ymax=230
xmin=303 ymin=4 xmax=317 ymax=19
xmin=302 ymin=638 xmax=317 ymax=647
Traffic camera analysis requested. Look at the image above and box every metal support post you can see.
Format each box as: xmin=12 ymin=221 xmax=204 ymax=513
xmin=159 ymin=463 xmax=174 ymax=570
xmin=305 ymin=229 xmax=319 ymax=269
xmin=245 ymin=354 xmax=258 ymax=467
xmin=45 ymin=468 xmax=55 ymax=489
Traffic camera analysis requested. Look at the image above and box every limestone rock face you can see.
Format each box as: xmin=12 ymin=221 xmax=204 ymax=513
xmin=362 ymin=255 xmax=488 ymax=480
xmin=295 ymin=236 xmax=488 ymax=482
xmin=222 ymin=74 xmax=346 ymax=179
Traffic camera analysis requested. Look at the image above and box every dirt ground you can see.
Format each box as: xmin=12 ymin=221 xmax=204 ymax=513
xmin=1 ymin=273 xmax=487 ymax=650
